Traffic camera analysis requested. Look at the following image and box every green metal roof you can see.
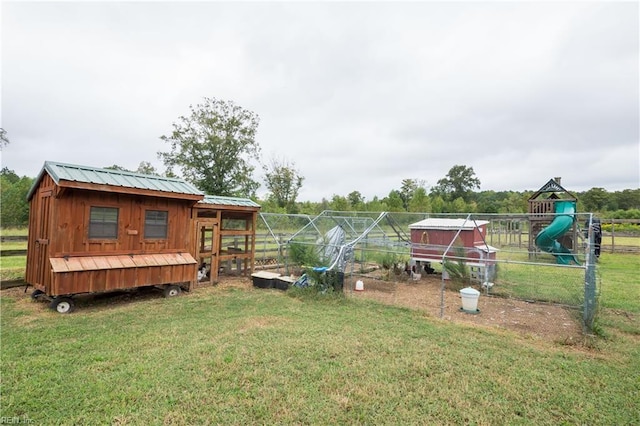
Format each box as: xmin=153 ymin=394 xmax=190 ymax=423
xmin=27 ymin=161 xmax=204 ymax=200
xmin=199 ymin=195 xmax=260 ymax=208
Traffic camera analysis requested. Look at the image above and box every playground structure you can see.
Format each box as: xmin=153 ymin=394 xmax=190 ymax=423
xmin=528 ymin=177 xmax=579 ymax=264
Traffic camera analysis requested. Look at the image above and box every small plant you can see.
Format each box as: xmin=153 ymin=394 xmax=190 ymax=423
xmin=286 ymin=267 xmax=344 ymax=299
xmin=443 ymin=246 xmax=470 ymax=289
xmin=305 ymin=268 xmax=345 ymax=293
xmin=286 ymin=283 xmax=345 ymax=302
xmin=288 ymin=242 xmax=321 ymax=268
xmin=380 ymin=251 xmax=398 ymax=270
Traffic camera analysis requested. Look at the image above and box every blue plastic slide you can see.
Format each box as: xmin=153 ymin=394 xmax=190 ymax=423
xmin=534 ymin=200 xmax=579 ymax=265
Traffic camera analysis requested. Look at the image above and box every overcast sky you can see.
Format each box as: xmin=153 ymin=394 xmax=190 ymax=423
xmin=2 ymin=1 xmax=638 ymax=201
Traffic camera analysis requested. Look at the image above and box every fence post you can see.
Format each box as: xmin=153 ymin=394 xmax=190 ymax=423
xmin=610 ymin=219 xmax=615 ymax=254
xmin=584 ymin=219 xmax=597 ymax=332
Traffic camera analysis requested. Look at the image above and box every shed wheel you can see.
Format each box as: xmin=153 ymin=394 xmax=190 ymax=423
xmin=31 ymin=289 xmax=45 ymax=301
xmin=50 ymin=297 xmax=75 ymax=314
xmin=163 ymin=285 xmax=182 ymax=298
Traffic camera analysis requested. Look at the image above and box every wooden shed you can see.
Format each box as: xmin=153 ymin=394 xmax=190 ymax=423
xmin=25 ymin=161 xmax=260 ymax=312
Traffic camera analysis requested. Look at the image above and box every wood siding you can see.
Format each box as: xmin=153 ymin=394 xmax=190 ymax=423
xmin=25 ymin=173 xmax=56 ymax=288
xmin=50 ymin=188 xmax=193 ymax=256
xmin=410 ymin=225 xmax=494 ymax=262
xmin=26 ymin=175 xmax=199 ymax=295
xmin=50 ymin=263 xmax=196 ymax=296
xmin=410 ymin=225 xmax=488 ymax=248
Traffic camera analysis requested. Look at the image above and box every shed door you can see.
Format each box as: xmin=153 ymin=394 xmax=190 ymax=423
xmin=194 ymin=220 xmax=219 ymax=287
xmin=34 ymin=189 xmax=52 ymax=288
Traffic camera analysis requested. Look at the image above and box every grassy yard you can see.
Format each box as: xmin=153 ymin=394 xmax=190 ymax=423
xmin=0 ymin=255 xmax=26 ymax=281
xmin=0 ymin=228 xmax=28 ymax=237
xmin=2 ymin=281 xmax=639 ymax=424
xmin=1 ymin=226 xmax=638 ymax=424
xmin=0 ymin=229 xmax=27 ymax=281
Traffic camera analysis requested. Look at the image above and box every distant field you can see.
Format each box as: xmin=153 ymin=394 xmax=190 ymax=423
xmin=0 ymin=228 xmax=28 ymax=237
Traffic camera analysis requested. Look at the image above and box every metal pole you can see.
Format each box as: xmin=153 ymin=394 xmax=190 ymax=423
xmin=584 ymin=213 xmax=597 ymax=332
xmin=440 ymin=214 xmax=472 ymax=318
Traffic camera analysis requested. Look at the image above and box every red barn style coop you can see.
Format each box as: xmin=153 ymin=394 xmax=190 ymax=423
xmin=409 ymin=218 xmax=497 ymax=282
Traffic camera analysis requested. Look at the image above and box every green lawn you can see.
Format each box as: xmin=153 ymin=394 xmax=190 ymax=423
xmin=0 ymin=241 xmax=27 ymax=251
xmin=1 ymin=227 xmax=638 ymax=423
xmin=0 ymin=229 xmax=28 ymax=281
xmin=0 ymin=228 xmax=28 ymax=237
xmin=597 ymin=253 xmax=640 ymax=313
xmin=1 ymin=283 xmax=639 ymax=424
xmin=0 ymin=256 xmax=26 ymax=281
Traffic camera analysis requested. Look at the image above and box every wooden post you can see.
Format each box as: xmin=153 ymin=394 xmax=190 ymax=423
xmin=611 ymin=219 xmax=615 ymax=254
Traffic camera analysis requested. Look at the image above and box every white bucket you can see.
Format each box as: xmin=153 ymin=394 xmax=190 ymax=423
xmin=460 ymin=287 xmax=480 ymax=312
xmin=355 ymin=280 xmax=364 ymax=291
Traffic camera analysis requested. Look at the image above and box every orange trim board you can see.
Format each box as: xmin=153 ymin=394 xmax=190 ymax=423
xmin=50 ymin=253 xmax=197 ymax=273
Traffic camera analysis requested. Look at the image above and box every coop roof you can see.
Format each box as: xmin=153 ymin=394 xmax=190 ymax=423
xmin=198 ymin=195 xmax=260 ymax=208
xmin=409 ymin=218 xmax=489 ymax=230
xmin=27 ymin=161 xmax=204 ymax=201
xmin=474 ymin=244 xmax=498 ymax=253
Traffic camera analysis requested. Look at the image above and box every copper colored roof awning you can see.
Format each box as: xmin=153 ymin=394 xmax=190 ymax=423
xmin=50 ymin=253 xmax=197 ymax=273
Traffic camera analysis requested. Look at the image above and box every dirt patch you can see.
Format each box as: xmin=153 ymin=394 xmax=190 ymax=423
xmin=215 ymin=274 xmax=584 ymax=344
xmin=344 ymin=274 xmax=584 ymax=344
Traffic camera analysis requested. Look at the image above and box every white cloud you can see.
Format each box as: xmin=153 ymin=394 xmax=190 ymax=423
xmin=1 ymin=1 xmax=638 ymax=201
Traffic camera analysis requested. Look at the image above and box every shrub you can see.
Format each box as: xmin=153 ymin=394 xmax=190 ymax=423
xmin=443 ymin=246 xmax=470 ymax=288
xmin=288 ymin=242 xmax=320 ymax=267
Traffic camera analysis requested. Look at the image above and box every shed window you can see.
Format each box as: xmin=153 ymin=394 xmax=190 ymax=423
xmin=145 ymin=210 xmax=168 ymax=239
xmin=89 ymin=207 xmax=119 ymax=239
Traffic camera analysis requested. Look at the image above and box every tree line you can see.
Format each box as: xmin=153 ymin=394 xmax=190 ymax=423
xmin=1 ymin=99 xmax=638 ymax=227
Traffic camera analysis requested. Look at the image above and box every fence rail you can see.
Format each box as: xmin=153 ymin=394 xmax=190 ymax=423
xmin=2 ymin=223 xmax=639 ymax=259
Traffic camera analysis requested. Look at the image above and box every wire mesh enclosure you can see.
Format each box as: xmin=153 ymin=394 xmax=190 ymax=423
xmin=255 ymin=210 xmax=601 ymax=333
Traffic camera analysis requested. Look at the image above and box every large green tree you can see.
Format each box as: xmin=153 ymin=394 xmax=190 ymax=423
xmin=432 ymin=165 xmax=481 ymax=202
xmin=329 ymin=195 xmax=350 ymax=211
xmin=384 ymin=190 xmax=405 ymax=212
xmin=159 ymin=98 xmax=261 ymax=197
xmin=610 ymin=189 xmax=640 ymax=211
xmin=399 ymin=179 xmax=419 ymax=211
xmin=580 ymin=188 xmax=609 ymax=212
xmin=105 ymin=162 xmax=159 ymax=176
xmin=136 ymin=161 xmax=159 ymax=176
xmin=1 ymin=168 xmax=33 ymax=227
xmin=347 ymin=191 xmax=364 ymax=210
xmin=408 ymin=187 xmax=431 ymax=213
xmin=263 ymin=157 xmax=304 ymax=213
